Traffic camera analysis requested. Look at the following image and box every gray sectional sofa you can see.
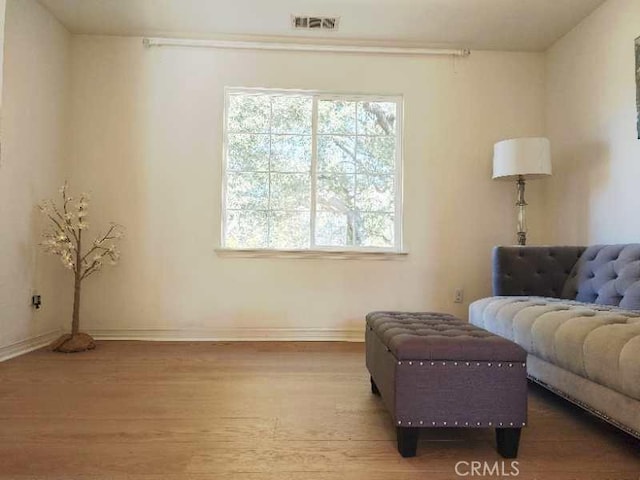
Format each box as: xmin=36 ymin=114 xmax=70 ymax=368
xmin=470 ymin=245 xmax=640 ymax=438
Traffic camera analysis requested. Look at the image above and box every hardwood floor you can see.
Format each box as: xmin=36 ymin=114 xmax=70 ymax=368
xmin=0 ymin=341 xmax=638 ymax=479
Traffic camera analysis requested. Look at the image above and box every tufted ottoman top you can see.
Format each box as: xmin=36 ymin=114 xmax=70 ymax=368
xmin=366 ymin=311 xmax=527 ymax=362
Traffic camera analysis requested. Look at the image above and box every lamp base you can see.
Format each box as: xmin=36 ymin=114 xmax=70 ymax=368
xmin=516 ymin=176 xmax=527 ymax=246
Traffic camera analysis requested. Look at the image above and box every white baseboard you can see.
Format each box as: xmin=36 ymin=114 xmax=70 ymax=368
xmin=0 ymin=329 xmax=62 ymax=362
xmin=0 ymin=328 xmax=364 ymax=362
xmin=90 ymin=327 xmax=365 ymax=342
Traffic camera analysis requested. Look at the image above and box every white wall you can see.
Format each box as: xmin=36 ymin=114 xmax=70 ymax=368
xmin=0 ymin=0 xmax=5 ymax=109
xmin=6 ymin=0 xmax=638 ymax=345
xmin=65 ymin=36 xmax=546 ymax=339
xmin=0 ymin=0 xmax=70 ymax=354
xmin=546 ymin=0 xmax=640 ymax=244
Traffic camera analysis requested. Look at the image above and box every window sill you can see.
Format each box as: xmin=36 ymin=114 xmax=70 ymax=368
xmin=214 ymin=248 xmax=408 ymax=260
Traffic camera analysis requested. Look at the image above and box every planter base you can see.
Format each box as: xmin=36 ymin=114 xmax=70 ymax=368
xmin=50 ymin=333 xmax=96 ymax=353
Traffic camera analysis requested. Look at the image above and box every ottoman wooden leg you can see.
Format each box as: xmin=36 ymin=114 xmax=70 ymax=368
xmin=370 ymin=376 xmax=380 ymax=395
xmin=496 ymin=428 xmax=521 ymax=458
xmin=396 ymin=427 xmax=419 ymax=457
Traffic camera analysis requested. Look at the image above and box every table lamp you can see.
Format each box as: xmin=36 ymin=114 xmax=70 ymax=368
xmin=493 ymin=137 xmax=552 ymax=246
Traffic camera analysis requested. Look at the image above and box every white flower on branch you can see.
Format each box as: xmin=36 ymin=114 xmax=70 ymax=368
xmin=38 ymin=183 xmax=124 ymax=280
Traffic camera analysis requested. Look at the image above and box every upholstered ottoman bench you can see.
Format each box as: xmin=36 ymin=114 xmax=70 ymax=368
xmin=365 ymin=311 xmax=528 ymax=458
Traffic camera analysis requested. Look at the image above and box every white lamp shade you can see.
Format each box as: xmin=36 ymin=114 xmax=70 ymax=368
xmin=492 ymin=137 xmax=552 ymax=180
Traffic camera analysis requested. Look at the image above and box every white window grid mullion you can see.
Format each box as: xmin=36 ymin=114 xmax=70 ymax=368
xmin=226 ymin=170 xmax=310 ymax=174
xmin=229 ymin=131 xmax=394 ymax=138
xmin=394 ymin=98 xmax=403 ymax=252
xmin=310 ymin=96 xmax=319 ymax=249
xmin=226 ymin=208 xmax=395 ymax=214
xmin=221 ymin=90 xmax=230 ymax=247
xmin=267 ymin=97 xmax=273 ymax=246
xmin=352 ymin=101 xmax=359 ymax=247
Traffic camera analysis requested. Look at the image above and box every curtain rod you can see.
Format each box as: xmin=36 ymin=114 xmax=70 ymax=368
xmin=142 ymin=37 xmax=471 ymax=57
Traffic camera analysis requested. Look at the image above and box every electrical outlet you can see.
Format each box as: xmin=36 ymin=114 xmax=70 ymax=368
xmin=31 ymin=292 xmax=42 ymax=309
xmin=454 ymin=288 xmax=464 ymax=304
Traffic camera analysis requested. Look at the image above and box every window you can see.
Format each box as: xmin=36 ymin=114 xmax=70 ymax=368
xmin=222 ymin=88 xmax=403 ymax=252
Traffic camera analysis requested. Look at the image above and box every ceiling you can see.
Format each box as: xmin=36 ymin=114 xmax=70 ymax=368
xmin=37 ymin=0 xmax=606 ymax=52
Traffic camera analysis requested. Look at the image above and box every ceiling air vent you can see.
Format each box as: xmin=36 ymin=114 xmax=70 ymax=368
xmin=292 ymin=16 xmax=340 ymax=31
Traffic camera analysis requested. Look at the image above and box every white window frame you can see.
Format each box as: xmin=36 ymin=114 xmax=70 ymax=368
xmin=219 ymin=87 xmax=405 ymax=257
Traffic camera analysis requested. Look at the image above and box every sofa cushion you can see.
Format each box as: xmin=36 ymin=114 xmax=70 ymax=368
xmin=512 ymin=304 xmax=572 ymax=352
xmin=583 ymin=322 xmax=640 ymax=401
xmin=532 ymin=310 xmax=628 ymax=377
xmin=561 ymin=244 xmax=640 ymax=310
xmin=469 ymin=297 xmax=640 ymax=401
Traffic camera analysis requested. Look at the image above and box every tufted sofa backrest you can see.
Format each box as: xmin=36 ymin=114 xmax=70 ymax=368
xmin=561 ymin=244 xmax=640 ymax=310
xmin=492 ymin=246 xmax=586 ymax=298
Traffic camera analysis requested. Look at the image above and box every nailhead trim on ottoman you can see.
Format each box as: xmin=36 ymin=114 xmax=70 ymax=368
xmin=365 ymin=311 xmax=528 ymax=459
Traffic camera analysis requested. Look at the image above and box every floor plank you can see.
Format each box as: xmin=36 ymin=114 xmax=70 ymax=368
xmin=0 ymin=341 xmax=638 ymax=479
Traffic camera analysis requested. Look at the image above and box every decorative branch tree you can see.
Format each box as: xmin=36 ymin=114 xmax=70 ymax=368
xmin=39 ymin=183 xmax=124 ymax=353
